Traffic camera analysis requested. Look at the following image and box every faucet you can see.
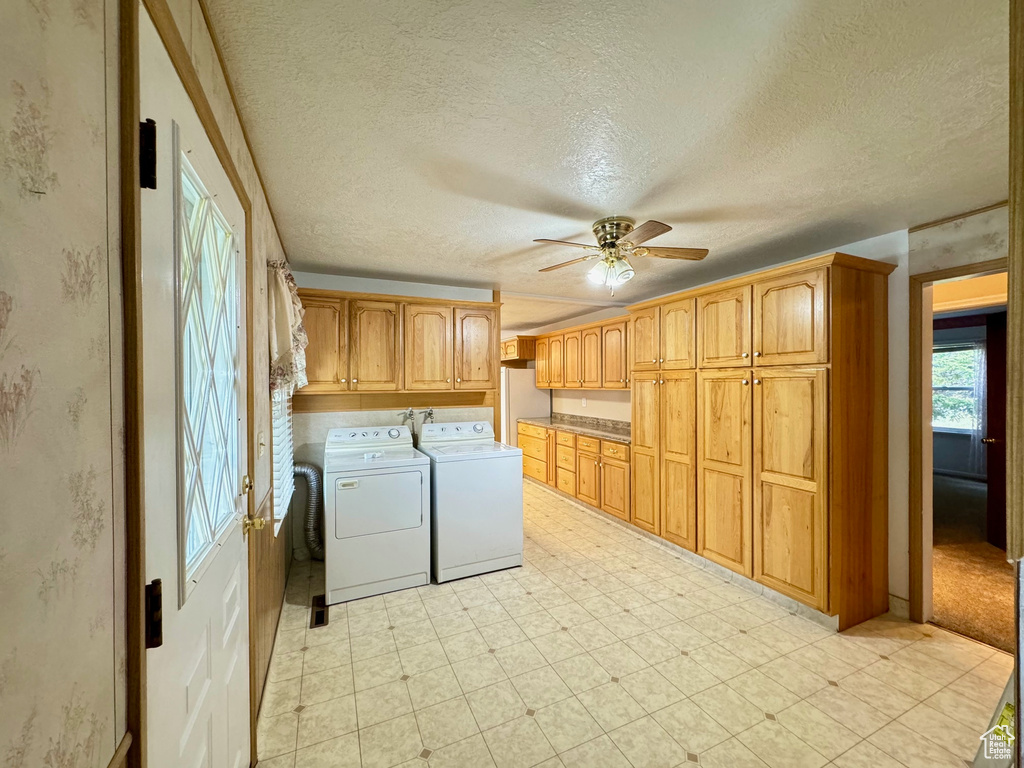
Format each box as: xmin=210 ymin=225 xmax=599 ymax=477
xmin=420 ymin=407 xmax=435 ymax=423
xmin=399 ymin=407 xmax=415 ymax=424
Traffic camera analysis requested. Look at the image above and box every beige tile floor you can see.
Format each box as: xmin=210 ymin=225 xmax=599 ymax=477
xmin=257 ymin=481 xmax=1012 ymax=768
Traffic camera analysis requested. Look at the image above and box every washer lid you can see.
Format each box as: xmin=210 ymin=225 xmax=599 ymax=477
xmin=420 ymin=441 xmax=523 ymax=462
xmin=324 ymin=447 xmax=428 ymax=472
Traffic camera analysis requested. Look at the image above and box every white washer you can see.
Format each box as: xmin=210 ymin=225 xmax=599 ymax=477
xmin=323 ymin=425 xmax=430 ymax=604
xmin=418 ymin=421 xmax=524 ymax=582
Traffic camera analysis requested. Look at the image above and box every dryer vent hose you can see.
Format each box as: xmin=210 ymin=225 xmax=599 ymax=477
xmin=294 ymin=462 xmax=324 ymax=561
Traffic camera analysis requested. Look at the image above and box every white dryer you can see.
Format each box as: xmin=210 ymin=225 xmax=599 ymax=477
xmin=418 ymin=421 xmax=523 ymax=583
xmin=323 ymin=425 xmax=430 ymax=604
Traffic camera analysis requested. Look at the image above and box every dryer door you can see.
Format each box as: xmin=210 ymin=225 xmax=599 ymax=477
xmin=334 ymin=470 xmax=424 ymax=538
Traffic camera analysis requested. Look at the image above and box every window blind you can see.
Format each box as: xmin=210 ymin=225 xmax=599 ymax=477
xmin=272 ymin=396 xmax=294 ymax=522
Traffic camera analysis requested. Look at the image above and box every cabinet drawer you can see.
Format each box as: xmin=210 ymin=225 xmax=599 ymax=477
xmin=556 ymin=444 xmax=576 ymax=470
xmin=523 ymin=456 xmax=547 ymax=482
xmin=577 ymin=435 xmax=600 ymax=453
xmin=556 ymin=468 xmax=576 ymax=495
xmin=556 ymin=431 xmax=576 ymax=447
xmin=518 ymin=422 xmax=547 ymax=441
xmin=601 ymin=441 xmax=629 ymax=460
xmin=519 ymin=435 xmax=547 ymax=461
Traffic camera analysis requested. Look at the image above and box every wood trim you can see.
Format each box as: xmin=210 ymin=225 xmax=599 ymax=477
xmin=908 ymin=201 xmax=1009 ymax=234
xmin=625 ymin=252 xmax=896 ymax=312
xmin=1008 ymin=0 xmax=1024 ymax=561
xmin=119 ymin=0 xmax=146 ymax=764
xmin=108 ymin=732 xmax=133 ymax=768
xmin=908 ymin=257 xmax=1009 ymax=621
xmin=294 ymin=389 xmax=495 ymax=414
xmin=298 ymin=286 xmax=499 ymax=310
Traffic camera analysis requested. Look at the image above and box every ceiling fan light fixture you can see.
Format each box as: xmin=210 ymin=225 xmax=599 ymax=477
xmin=586 ymin=257 xmax=612 ymax=285
xmin=609 ymin=255 xmax=635 ymax=286
xmin=587 ymin=253 xmax=634 ymax=291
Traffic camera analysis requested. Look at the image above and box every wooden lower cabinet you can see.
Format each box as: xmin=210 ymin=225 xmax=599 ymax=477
xmin=660 ymin=371 xmax=696 ymax=551
xmin=556 ymin=467 xmax=576 ymax=496
xmin=576 ymin=451 xmax=601 ymax=507
xmin=753 ymin=367 xmax=828 ymax=610
xmin=697 ymin=369 xmax=752 ymax=577
xmin=600 ymin=457 xmax=629 ymax=521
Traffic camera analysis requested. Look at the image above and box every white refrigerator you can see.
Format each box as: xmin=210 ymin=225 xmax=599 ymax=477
xmin=500 ymin=366 xmax=551 ymax=446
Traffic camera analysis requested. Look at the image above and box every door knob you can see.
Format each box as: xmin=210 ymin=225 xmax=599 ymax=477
xmin=243 ymin=514 xmax=266 ymax=534
xmin=982 ymin=437 xmax=999 ymax=444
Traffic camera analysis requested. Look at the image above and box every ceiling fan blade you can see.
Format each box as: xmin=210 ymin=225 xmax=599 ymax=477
xmin=534 ymin=239 xmax=597 ymax=249
xmin=538 ymin=255 xmax=597 ymax=272
xmin=639 ymin=246 xmax=709 ymax=260
xmin=617 ymin=220 xmax=671 ymax=247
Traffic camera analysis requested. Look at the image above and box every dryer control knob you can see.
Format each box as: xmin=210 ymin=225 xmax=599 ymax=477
xmin=388 ymin=428 xmax=400 ymax=439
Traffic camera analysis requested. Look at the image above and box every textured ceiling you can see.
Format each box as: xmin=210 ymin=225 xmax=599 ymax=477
xmin=204 ymin=0 xmax=1008 ymax=304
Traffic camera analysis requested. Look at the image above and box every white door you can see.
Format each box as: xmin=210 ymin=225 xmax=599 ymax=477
xmin=140 ymin=10 xmax=250 ymax=768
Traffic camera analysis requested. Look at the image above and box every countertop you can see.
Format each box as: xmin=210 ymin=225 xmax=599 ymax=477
xmin=516 ymin=415 xmax=631 ymax=444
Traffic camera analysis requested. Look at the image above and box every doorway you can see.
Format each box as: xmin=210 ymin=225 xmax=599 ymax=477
xmin=910 ymin=263 xmax=1012 ymax=652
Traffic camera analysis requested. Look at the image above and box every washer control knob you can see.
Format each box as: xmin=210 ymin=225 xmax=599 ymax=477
xmin=388 ymin=428 xmax=400 ymax=439
xmin=473 ymin=423 xmax=485 ymax=433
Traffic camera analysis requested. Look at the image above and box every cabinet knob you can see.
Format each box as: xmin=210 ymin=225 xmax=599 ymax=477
xmin=754 ymin=379 xmax=761 ymax=385
xmin=741 ymin=352 xmax=749 ymax=358
xmin=446 ymin=378 xmax=451 ymax=382
xmin=340 ymin=378 xmax=347 ymax=383
xmin=620 ymin=379 xmax=624 ymax=383
xmin=456 ymin=378 xmax=461 ymax=382
xmin=352 ymin=378 xmax=358 ymax=383
xmin=754 ymin=351 xmax=761 ymax=357
xmin=742 ymin=379 xmax=749 ymax=385
xmin=652 ymin=358 xmax=657 ymax=363
xmin=659 ymin=380 xmax=664 ymax=385
xmin=659 ymin=358 xmax=664 ymax=363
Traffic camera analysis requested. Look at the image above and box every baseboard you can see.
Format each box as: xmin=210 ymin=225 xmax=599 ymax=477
xmin=524 ymin=477 xmax=840 ymax=631
xmin=888 ymin=594 xmax=911 ymax=619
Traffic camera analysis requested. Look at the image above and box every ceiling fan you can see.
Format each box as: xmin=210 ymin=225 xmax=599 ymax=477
xmin=535 ymin=216 xmax=709 ymax=294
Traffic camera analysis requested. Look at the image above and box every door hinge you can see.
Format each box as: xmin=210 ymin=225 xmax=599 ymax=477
xmin=145 ymin=578 xmax=163 ymax=649
xmin=139 ymin=118 xmax=157 ymax=189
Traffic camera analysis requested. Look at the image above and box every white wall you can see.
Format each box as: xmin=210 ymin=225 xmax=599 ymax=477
xmin=294 ymin=270 xmax=493 ymax=302
xmin=551 ymin=390 xmax=631 ymax=422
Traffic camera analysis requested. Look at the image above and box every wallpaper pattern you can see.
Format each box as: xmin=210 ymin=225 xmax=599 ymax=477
xmin=0 ymin=0 xmax=124 ymax=765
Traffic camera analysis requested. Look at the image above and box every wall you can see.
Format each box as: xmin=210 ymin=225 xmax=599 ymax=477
xmin=290 ymin=406 xmax=491 ymax=559
xmin=909 ymin=204 xmax=1009 ymax=274
xmin=294 ymin=270 xmax=492 ymax=302
xmin=551 ymin=390 xmax=631 ymax=422
xmin=0 ymin=0 xmax=125 ymax=764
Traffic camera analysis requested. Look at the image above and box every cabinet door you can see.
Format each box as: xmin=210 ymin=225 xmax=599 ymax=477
xmin=546 ymin=429 xmax=557 ymax=486
xmin=577 ymin=451 xmax=601 ymax=507
xmin=661 ymin=370 xmax=696 ymax=552
xmin=698 ymin=286 xmax=752 ymax=368
xmin=580 ymin=327 xmax=602 ymax=388
xmin=501 ymin=340 xmax=516 ymax=361
xmin=601 ymin=457 xmax=630 ymax=521
xmin=454 ymin=307 xmax=498 ymax=389
xmin=535 ymin=337 xmax=550 ymax=387
xmin=753 ymin=367 xmax=828 ymax=610
xmin=299 ymin=296 xmax=348 ymax=392
xmin=631 ymin=375 xmax=660 ymax=534
xmin=601 ymin=321 xmax=628 ymax=388
xmin=563 ymin=331 xmax=582 ymax=388
xmin=753 ymin=267 xmax=828 ymax=366
xmin=548 ymin=335 xmax=565 ymax=387
xmin=630 ymin=307 xmax=660 ymax=370
xmin=697 ymin=369 xmax=752 ymax=576
xmin=404 ymin=304 xmax=453 ymax=390
xmin=661 ymin=298 xmax=696 ymax=369
xmin=350 ymin=300 xmax=400 ymax=391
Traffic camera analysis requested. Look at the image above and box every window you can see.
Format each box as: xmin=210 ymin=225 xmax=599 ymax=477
xmin=932 ymin=344 xmax=983 ymax=431
xmin=272 ymin=395 xmax=294 ymax=533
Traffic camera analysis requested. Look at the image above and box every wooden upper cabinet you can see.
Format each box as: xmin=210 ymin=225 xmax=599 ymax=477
xmin=630 ymin=307 xmax=660 ymax=370
xmin=580 ymin=327 xmax=602 ymax=388
xmin=697 ymin=368 xmax=752 ymax=576
xmin=404 ymin=304 xmax=453 ymax=390
xmin=753 ymin=367 xmax=828 ymax=610
xmin=753 ymin=267 xmax=828 ymax=366
xmin=562 ymin=331 xmax=582 ymax=388
xmin=661 ymin=298 xmax=696 ymax=369
xmin=698 ymin=285 xmax=752 ymax=368
xmin=548 ymin=335 xmax=565 ymax=387
xmin=350 ymin=300 xmax=401 ymax=390
xmin=601 ymin=321 xmax=628 ymax=388
xmin=299 ymin=296 xmax=348 ymax=392
xmin=454 ymin=307 xmax=498 ymax=389
xmin=661 ymin=370 xmax=697 ymax=552
xmin=535 ymin=337 xmax=551 ymax=387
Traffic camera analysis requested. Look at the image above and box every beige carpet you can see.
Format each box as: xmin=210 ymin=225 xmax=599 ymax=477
xmin=932 ymin=475 xmax=1015 ymax=653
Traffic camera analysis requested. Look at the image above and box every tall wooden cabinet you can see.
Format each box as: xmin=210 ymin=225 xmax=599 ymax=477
xmin=627 ymin=252 xmax=894 ymax=629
